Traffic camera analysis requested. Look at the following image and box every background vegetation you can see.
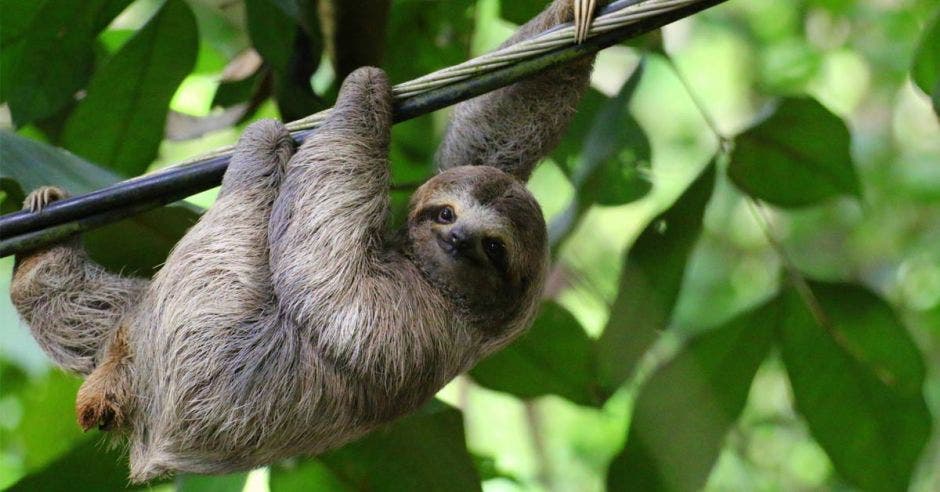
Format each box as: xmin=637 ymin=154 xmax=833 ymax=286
xmin=1 ymin=0 xmax=938 ymax=490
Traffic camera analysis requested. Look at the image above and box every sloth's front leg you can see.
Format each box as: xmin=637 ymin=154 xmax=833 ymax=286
xmin=436 ymin=0 xmax=608 ymax=182
xmin=268 ymin=67 xmax=393 ymax=327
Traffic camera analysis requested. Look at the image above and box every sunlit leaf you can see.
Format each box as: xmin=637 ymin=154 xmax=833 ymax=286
xmin=607 ymin=300 xmax=777 ymax=491
xmin=595 ymin=161 xmax=716 ymax=393
xmin=778 ymin=286 xmax=931 ymax=492
xmin=470 ymin=302 xmax=603 ymax=406
xmin=60 ymin=0 xmax=198 ymax=176
xmin=2 ymin=0 xmax=131 ymax=125
xmin=729 ymin=97 xmax=861 ymax=207
xmin=0 ymin=132 xmax=199 ymax=275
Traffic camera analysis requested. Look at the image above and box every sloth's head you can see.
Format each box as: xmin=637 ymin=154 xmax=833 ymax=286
xmin=408 ymin=166 xmax=548 ymax=338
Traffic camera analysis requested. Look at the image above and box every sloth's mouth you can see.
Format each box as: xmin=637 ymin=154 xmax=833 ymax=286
xmin=436 ymin=233 xmax=458 ymax=256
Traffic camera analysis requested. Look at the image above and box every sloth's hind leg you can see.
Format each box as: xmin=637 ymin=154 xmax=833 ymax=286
xmin=76 ymin=324 xmax=132 ymax=431
xmin=129 ymin=120 xmax=295 ymax=475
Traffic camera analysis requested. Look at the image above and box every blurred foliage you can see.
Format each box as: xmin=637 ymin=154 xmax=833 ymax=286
xmin=1 ymin=0 xmax=939 ymax=491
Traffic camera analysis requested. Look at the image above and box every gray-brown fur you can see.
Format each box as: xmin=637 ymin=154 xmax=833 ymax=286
xmin=436 ymin=0 xmax=606 ymax=181
xmin=9 ymin=0 xmax=597 ymax=482
xmin=11 ymin=187 xmax=148 ymax=376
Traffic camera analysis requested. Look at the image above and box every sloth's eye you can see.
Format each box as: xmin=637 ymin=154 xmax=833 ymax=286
xmin=483 ymin=238 xmax=507 ymax=270
xmin=436 ymin=206 xmax=456 ymax=224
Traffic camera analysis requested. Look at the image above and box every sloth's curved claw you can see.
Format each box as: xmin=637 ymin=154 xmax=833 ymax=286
xmin=573 ymin=0 xmax=598 ymax=43
xmin=24 ymin=186 xmax=69 ymax=213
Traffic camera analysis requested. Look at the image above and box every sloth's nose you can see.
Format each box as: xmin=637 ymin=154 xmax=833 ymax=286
xmin=448 ymin=228 xmax=474 ymax=252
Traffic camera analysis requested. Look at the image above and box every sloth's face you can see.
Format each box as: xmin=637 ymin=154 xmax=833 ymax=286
xmin=408 ymin=166 xmax=548 ymax=329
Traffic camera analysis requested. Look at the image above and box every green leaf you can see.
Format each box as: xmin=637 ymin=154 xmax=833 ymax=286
xmin=10 ymin=370 xmax=83 ymax=472
xmin=245 ymin=0 xmax=323 ymax=121
xmin=470 ymin=302 xmax=603 ymax=406
xmin=0 ymin=132 xmax=199 ymax=275
xmin=595 ymin=161 xmax=716 ymax=393
xmin=551 ymin=87 xmax=608 ymax=170
xmin=60 ymin=0 xmax=198 ymax=177
xmin=573 ymin=64 xmax=652 ymax=206
xmin=729 ymin=97 xmax=861 ymax=207
xmin=270 ymin=459 xmax=352 ymax=491
xmin=176 ymin=472 xmax=249 ymax=492
xmin=778 ymin=286 xmax=931 ymax=492
xmin=499 ymin=0 xmax=543 ymax=25
xmin=384 ymin=0 xmax=474 ymax=82
xmin=2 ymin=0 xmax=131 ymax=125
xmin=272 ymin=401 xmax=481 ymax=492
xmin=607 ymin=301 xmax=777 ymax=492
xmin=245 ymin=0 xmax=298 ymax=73
xmin=0 ymin=178 xmax=26 ymax=215
xmin=212 ymin=69 xmax=266 ymax=109
xmin=8 ymin=437 xmax=138 ymax=491
xmin=809 ymin=282 xmax=926 ymax=396
xmin=911 ymin=10 xmax=940 ymax=114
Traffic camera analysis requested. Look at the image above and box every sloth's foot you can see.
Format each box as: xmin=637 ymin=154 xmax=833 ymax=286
xmin=573 ymin=0 xmax=598 ymax=43
xmin=76 ymin=382 xmax=124 ymax=432
xmin=23 ymin=186 xmax=69 ymax=212
xmin=76 ymin=327 xmax=131 ymax=432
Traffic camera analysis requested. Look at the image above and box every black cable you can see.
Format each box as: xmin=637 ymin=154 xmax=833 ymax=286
xmin=0 ymin=0 xmax=725 ymax=257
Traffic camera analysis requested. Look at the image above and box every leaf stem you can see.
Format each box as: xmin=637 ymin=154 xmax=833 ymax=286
xmin=662 ymin=54 xmax=731 ymax=152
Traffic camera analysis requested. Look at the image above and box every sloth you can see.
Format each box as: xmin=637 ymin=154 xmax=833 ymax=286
xmin=10 ymin=0 xmax=603 ymax=482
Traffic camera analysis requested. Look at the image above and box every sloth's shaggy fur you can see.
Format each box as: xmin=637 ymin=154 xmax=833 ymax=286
xmin=10 ymin=0 xmax=597 ymax=482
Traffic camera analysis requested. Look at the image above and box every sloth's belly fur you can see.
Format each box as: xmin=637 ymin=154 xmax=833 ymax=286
xmin=126 ymin=311 xmax=375 ymax=479
xmin=120 ymin=258 xmax=466 ymax=481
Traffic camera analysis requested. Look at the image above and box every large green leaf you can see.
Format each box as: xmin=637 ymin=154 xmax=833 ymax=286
xmin=778 ymin=286 xmax=931 ymax=492
xmin=60 ymin=0 xmax=198 ymax=177
xmin=270 ymin=401 xmax=481 ymax=492
xmin=572 ymin=64 xmax=652 ymax=207
xmin=729 ymin=97 xmax=861 ymax=207
xmin=809 ymin=282 xmax=926 ymax=396
xmin=245 ymin=0 xmax=297 ymax=73
xmin=245 ymin=0 xmax=323 ymax=121
xmin=548 ymin=66 xmax=651 ymax=246
xmin=8 ymin=370 xmax=84 ymax=472
xmin=551 ymin=87 xmax=608 ymax=169
xmin=911 ymin=10 xmax=940 ymax=113
xmin=384 ymin=0 xmax=474 ymax=82
xmin=499 ymin=0 xmax=543 ymax=25
xmin=8 ymin=437 xmax=135 ymax=491
xmin=595 ymin=161 xmax=716 ymax=393
xmin=176 ymin=472 xmax=249 ymax=492
xmin=2 ymin=0 xmax=131 ymax=125
xmin=607 ymin=301 xmax=777 ymax=492
xmin=470 ymin=302 xmax=603 ymax=407
xmin=0 ymin=132 xmax=199 ymax=275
